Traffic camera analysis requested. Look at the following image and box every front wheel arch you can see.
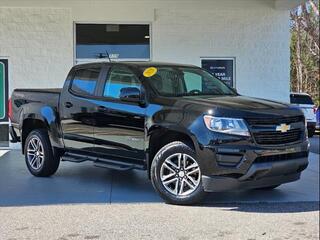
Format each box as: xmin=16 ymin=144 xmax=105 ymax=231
xmin=147 ymin=128 xmax=198 ymax=178
xmin=150 ymin=141 xmax=207 ymax=205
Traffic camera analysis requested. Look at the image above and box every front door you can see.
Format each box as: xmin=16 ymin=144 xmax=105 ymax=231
xmin=93 ymin=65 xmax=145 ymax=161
xmin=60 ymin=66 xmax=102 ymax=153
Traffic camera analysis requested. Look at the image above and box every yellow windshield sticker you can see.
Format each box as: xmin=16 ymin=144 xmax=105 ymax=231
xmin=143 ymin=67 xmax=157 ymax=78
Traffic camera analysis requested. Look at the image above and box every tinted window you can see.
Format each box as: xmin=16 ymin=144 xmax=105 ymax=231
xmin=103 ymin=66 xmax=141 ymax=99
xmin=184 ymin=71 xmax=202 ymax=92
xmin=290 ymin=94 xmax=314 ymax=104
xmin=71 ymin=68 xmax=100 ymax=95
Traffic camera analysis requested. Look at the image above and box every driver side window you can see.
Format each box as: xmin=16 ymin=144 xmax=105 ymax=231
xmin=184 ymin=72 xmax=202 ymax=92
xmin=103 ymin=66 xmax=141 ymax=99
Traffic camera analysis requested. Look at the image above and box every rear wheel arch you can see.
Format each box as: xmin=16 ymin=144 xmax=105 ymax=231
xmin=21 ymin=118 xmax=48 ymax=154
xmin=24 ymin=128 xmax=60 ymax=177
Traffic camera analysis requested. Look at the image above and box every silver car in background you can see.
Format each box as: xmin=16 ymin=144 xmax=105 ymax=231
xmin=290 ymin=92 xmax=317 ymax=137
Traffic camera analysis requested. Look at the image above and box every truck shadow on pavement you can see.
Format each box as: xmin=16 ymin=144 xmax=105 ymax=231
xmin=199 ymin=202 xmax=319 ymax=213
xmin=0 ymin=150 xmax=319 ymax=213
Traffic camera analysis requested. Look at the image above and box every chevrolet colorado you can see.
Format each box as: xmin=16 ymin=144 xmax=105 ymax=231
xmin=10 ymin=62 xmax=309 ymax=204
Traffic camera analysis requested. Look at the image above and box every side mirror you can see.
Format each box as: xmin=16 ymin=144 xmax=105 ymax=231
xmin=232 ymin=87 xmax=238 ymax=94
xmin=119 ymin=87 xmax=144 ymax=104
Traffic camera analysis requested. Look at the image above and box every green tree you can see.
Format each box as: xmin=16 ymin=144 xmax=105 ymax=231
xmin=291 ymin=0 xmax=319 ymax=105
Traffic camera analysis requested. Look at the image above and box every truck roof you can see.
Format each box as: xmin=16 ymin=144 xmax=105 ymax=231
xmin=74 ymin=61 xmax=198 ymax=69
xmin=290 ymin=92 xmax=311 ymax=96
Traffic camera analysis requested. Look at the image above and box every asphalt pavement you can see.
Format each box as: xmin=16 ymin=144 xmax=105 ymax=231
xmin=0 ymin=150 xmax=318 ymax=206
xmin=0 ymin=202 xmax=318 ymax=240
xmin=310 ymin=135 xmax=319 ymax=154
xmin=0 ymin=138 xmax=319 ymax=240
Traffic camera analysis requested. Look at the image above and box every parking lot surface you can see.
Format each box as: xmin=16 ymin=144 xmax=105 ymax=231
xmin=0 ymin=149 xmax=318 ymax=206
xmin=0 ymin=137 xmax=319 ymax=239
xmin=0 ymin=202 xmax=319 ymax=240
xmin=310 ymin=135 xmax=319 ymax=154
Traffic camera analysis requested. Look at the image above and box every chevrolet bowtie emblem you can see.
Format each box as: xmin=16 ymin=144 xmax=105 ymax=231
xmin=276 ymin=123 xmax=291 ymax=133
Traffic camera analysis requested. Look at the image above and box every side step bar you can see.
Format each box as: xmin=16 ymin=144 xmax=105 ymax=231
xmin=94 ymin=161 xmax=134 ymax=171
xmin=61 ymin=152 xmax=88 ymax=163
xmin=61 ymin=152 xmax=145 ymax=171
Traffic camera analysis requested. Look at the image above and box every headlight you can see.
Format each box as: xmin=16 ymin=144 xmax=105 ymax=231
xmin=305 ymin=117 xmax=308 ymax=139
xmin=203 ymin=115 xmax=250 ymax=136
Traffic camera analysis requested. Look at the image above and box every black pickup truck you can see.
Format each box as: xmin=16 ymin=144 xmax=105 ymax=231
xmin=10 ymin=62 xmax=309 ymax=204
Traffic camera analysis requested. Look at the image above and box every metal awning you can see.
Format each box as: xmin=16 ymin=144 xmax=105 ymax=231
xmin=274 ymin=0 xmax=309 ymax=10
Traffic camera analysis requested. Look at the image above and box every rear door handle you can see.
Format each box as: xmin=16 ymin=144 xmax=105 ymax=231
xmin=64 ymin=102 xmax=73 ymax=108
xmin=98 ymin=106 xmax=107 ymax=112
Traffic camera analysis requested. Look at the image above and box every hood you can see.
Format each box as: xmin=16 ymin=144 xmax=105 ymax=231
xmin=159 ymin=95 xmax=303 ymax=119
xmin=183 ymin=95 xmax=290 ymax=110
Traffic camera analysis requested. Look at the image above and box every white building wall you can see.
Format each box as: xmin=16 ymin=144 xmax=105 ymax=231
xmin=153 ymin=8 xmax=290 ymax=101
xmin=0 ymin=7 xmax=73 ymax=93
xmin=0 ymin=0 xmax=290 ymax=102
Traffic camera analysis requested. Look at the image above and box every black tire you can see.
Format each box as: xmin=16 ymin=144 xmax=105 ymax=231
xmin=308 ymin=129 xmax=315 ymax=138
xmin=151 ymin=141 xmax=207 ymax=205
xmin=24 ymin=129 xmax=60 ymax=177
xmin=256 ymin=184 xmax=281 ymax=190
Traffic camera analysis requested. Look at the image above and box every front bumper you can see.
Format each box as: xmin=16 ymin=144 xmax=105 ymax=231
xmin=198 ymin=133 xmax=310 ymax=192
xmin=202 ymin=156 xmax=308 ymax=192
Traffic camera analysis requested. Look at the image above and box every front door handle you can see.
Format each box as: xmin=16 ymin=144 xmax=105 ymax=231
xmin=64 ymin=102 xmax=73 ymax=108
xmin=98 ymin=106 xmax=107 ymax=112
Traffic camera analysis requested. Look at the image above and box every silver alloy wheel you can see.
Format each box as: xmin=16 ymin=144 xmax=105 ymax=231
xmin=160 ymin=153 xmax=201 ymax=196
xmin=27 ymin=136 xmax=44 ymax=170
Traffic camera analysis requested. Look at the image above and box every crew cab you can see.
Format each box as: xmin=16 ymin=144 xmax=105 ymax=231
xmin=10 ymin=62 xmax=309 ymax=205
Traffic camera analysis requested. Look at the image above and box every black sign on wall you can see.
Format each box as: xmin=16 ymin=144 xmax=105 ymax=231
xmin=201 ymin=58 xmax=235 ymax=87
xmin=0 ymin=58 xmax=9 ymax=147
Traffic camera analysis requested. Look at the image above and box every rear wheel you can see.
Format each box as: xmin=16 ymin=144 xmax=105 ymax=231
xmin=256 ymin=184 xmax=280 ymax=190
xmin=151 ymin=141 xmax=207 ymax=205
xmin=24 ymin=129 xmax=60 ymax=177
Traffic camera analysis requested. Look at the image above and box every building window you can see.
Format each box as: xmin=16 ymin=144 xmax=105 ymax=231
xmin=75 ymin=24 xmax=150 ymax=63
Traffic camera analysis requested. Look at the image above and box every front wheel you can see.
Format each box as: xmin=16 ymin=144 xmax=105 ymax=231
xmin=308 ymin=129 xmax=315 ymax=138
xmin=24 ymin=129 xmax=60 ymax=177
xmin=151 ymin=141 xmax=207 ymax=205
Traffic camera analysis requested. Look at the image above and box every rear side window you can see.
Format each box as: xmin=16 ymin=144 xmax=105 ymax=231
xmin=290 ymin=94 xmax=314 ymax=104
xmin=71 ymin=68 xmax=101 ymax=95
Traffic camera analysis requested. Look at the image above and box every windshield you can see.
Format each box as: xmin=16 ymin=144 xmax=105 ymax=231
xmin=290 ymin=94 xmax=314 ymax=105
xmin=141 ymin=67 xmax=236 ymax=97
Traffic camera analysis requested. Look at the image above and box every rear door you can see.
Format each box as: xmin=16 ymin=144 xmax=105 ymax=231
xmin=92 ymin=65 xmax=146 ymax=161
xmin=60 ymin=65 xmax=103 ymax=153
xmin=290 ymin=94 xmax=316 ymax=122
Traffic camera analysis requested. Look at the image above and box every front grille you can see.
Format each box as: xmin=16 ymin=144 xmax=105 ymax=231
xmin=246 ymin=116 xmax=304 ymax=126
xmin=253 ymin=129 xmax=302 ymax=145
xmin=245 ymin=116 xmax=304 ymax=145
xmin=255 ymin=152 xmax=308 ymax=163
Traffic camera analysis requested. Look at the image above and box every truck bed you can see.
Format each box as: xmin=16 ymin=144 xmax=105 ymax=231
xmin=11 ymin=88 xmax=62 ymax=126
xmin=13 ymin=88 xmax=62 ymax=94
